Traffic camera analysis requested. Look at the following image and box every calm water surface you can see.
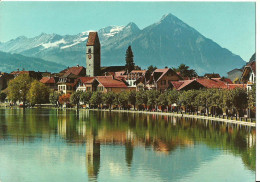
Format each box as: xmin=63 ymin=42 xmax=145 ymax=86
xmin=0 ymin=108 xmax=256 ymax=182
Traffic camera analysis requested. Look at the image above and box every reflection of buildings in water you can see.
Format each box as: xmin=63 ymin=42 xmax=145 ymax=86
xmin=246 ymin=133 xmax=256 ymax=148
xmin=57 ymin=114 xmax=67 ymax=137
xmin=153 ymin=138 xmax=194 ymax=155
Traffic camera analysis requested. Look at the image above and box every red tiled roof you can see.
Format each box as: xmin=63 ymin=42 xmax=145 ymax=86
xmin=171 ymin=81 xmax=185 ymax=90
xmin=212 ymin=77 xmax=233 ymax=84
xmin=171 ymin=80 xmax=204 ymax=90
xmin=130 ymin=70 xmax=147 ymax=74
xmin=227 ymin=84 xmax=247 ymax=90
xmin=40 ymin=77 xmax=56 ymax=84
xmin=115 ymin=71 xmax=126 ymax=77
xmin=153 ymin=68 xmax=170 ymax=81
xmin=60 ymin=66 xmax=85 ymax=76
xmin=171 ymin=78 xmax=244 ymax=90
xmin=78 ymin=77 xmax=95 ymax=83
xmin=96 ymin=76 xmax=128 ymax=88
xmin=196 ymin=78 xmax=227 ymax=89
xmin=87 ymin=32 xmax=99 ymax=46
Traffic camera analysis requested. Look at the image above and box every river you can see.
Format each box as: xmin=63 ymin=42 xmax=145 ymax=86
xmin=0 ymin=108 xmax=256 ymax=182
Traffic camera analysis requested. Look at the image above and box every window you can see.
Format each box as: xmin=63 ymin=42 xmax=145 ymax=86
xmin=97 ymin=86 xmax=104 ymax=91
xmin=88 ymin=48 xmax=91 ymax=53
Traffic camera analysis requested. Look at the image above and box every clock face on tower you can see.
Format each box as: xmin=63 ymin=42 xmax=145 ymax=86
xmin=88 ymin=54 xmax=92 ymax=59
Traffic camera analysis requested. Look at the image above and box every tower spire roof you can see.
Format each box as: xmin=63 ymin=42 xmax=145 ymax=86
xmin=87 ymin=32 xmax=99 ymax=46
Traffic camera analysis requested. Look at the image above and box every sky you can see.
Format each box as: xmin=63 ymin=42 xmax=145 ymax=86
xmin=0 ymin=1 xmax=255 ymax=62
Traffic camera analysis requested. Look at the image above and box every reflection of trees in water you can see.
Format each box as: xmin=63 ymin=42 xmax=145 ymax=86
xmin=0 ymin=108 xmax=256 ymax=172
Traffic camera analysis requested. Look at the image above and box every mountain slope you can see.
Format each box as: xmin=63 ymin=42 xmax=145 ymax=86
xmin=0 ymin=51 xmax=66 ymax=73
xmin=0 ymin=13 xmax=246 ymax=76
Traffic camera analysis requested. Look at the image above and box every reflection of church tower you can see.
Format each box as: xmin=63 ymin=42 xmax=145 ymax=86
xmin=125 ymin=141 xmax=133 ymax=168
xmin=125 ymin=130 xmax=134 ymax=168
xmin=86 ymin=130 xmax=100 ymax=181
xmin=86 ymin=32 xmax=101 ymax=76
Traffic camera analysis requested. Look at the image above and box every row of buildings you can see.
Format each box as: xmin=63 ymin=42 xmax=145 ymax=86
xmin=0 ymin=32 xmax=256 ymax=95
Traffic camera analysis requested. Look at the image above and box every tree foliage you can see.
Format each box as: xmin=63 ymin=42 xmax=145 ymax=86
xmin=172 ymin=64 xmax=197 ymax=78
xmin=59 ymin=94 xmax=71 ymax=105
xmin=7 ymin=74 xmax=33 ymax=104
xmin=0 ymin=92 xmax=7 ymax=102
xmin=117 ymin=91 xmax=129 ymax=109
xmin=80 ymin=91 xmax=92 ymax=105
xmin=49 ymin=91 xmax=62 ymax=106
xmin=90 ymin=92 xmax=103 ymax=108
xmin=125 ymin=45 xmax=135 ymax=73
xmin=70 ymin=91 xmax=82 ymax=108
xmin=27 ymin=80 xmax=50 ymax=106
xmin=103 ymin=91 xmax=116 ymax=109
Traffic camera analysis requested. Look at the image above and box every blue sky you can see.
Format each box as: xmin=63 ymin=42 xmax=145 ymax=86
xmin=0 ymin=1 xmax=255 ymax=61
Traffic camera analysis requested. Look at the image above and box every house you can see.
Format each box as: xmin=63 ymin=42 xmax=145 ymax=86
xmin=125 ymin=70 xmax=148 ymax=88
xmin=147 ymin=68 xmax=182 ymax=92
xmin=57 ymin=73 xmax=79 ymax=94
xmin=170 ymin=78 xmax=246 ymax=91
xmin=227 ymin=68 xmax=243 ymax=82
xmin=241 ymin=61 xmax=256 ymax=91
xmin=40 ymin=76 xmax=59 ymax=90
xmin=95 ymin=76 xmax=131 ymax=93
xmin=60 ymin=65 xmax=86 ymax=77
xmin=170 ymin=80 xmax=205 ymax=91
xmin=76 ymin=77 xmax=96 ymax=92
xmin=10 ymin=70 xmax=42 ymax=80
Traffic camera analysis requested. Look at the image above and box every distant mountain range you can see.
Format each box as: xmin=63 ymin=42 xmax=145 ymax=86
xmin=0 ymin=51 xmax=66 ymax=73
xmin=0 ymin=13 xmax=246 ymax=75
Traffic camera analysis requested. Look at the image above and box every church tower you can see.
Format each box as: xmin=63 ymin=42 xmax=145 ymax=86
xmin=86 ymin=32 xmax=101 ymax=76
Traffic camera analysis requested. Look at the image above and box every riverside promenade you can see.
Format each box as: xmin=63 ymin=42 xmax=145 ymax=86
xmin=91 ymin=109 xmax=256 ymax=128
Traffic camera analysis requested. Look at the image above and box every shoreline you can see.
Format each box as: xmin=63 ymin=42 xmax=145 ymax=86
xmin=88 ymin=108 xmax=256 ymax=128
xmin=0 ymin=106 xmax=256 ymax=128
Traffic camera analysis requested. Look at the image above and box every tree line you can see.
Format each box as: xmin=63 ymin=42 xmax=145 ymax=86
xmin=68 ymin=86 xmax=255 ymax=118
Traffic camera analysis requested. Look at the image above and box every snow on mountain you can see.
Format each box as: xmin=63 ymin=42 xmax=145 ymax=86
xmin=0 ymin=14 xmax=246 ymax=75
xmin=42 ymin=38 xmax=67 ymax=49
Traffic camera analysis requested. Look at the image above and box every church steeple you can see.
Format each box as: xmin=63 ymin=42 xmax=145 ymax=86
xmin=86 ymin=32 xmax=101 ymax=76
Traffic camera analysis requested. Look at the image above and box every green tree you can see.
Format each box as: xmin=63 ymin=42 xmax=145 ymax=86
xmin=80 ymin=91 xmax=92 ymax=107
xmin=248 ymin=84 xmax=256 ymax=118
xmin=27 ymin=80 xmax=50 ymax=106
xmin=90 ymin=92 xmax=103 ymax=108
xmin=0 ymin=92 xmax=7 ymax=102
xmin=118 ymin=91 xmax=129 ymax=109
xmin=157 ymin=92 xmax=169 ymax=111
xmin=223 ymin=89 xmax=234 ymax=116
xmin=125 ymin=45 xmax=135 ymax=73
xmin=128 ymin=90 xmax=136 ymax=110
xmin=232 ymin=88 xmax=248 ymax=117
xmin=103 ymin=92 xmax=116 ymax=109
xmin=70 ymin=91 xmax=82 ymax=109
xmin=147 ymin=90 xmax=160 ymax=110
xmin=172 ymin=64 xmax=197 ymax=78
xmin=136 ymin=90 xmax=148 ymax=110
xmin=147 ymin=65 xmax=157 ymax=77
xmin=7 ymin=74 xmax=33 ymax=106
xmin=49 ymin=91 xmax=61 ymax=107
xmin=179 ymin=90 xmax=198 ymax=112
xmin=167 ymin=90 xmax=179 ymax=111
